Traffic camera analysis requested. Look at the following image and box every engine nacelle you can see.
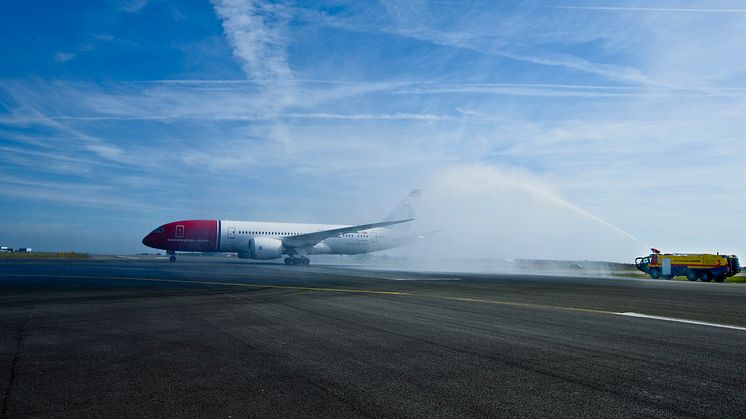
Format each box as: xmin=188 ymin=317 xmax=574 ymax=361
xmin=248 ymin=237 xmax=284 ymax=260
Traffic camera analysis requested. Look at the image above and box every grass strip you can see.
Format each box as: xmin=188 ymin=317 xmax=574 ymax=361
xmin=0 ymin=252 xmax=89 ymax=259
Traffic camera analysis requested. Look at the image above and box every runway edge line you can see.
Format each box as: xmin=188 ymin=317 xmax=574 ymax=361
xmin=617 ymin=312 xmax=746 ymax=331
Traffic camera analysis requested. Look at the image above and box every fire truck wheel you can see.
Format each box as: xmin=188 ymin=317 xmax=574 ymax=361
xmin=714 ymin=275 xmax=725 ymax=283
xmin=649 ymin=268 xmax=661 ymax=279
xmin=699 ymin=271 xmax=712 ymax=282
xmin=686 ymin=270 xmax=698 ymax=281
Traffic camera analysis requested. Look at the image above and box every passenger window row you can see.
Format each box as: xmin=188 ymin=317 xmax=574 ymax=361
xmin=232 ymin=231 xmax=366 ymax=238
xmin=235 ymin=231 xmax=303 ymax=236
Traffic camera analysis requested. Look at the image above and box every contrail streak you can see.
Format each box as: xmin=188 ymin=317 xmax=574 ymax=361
xmin=556 ymin=6 xmax=746 ymax=13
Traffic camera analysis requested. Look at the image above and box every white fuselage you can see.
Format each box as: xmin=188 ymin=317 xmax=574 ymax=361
xmin=217 ymin=220 xmax=398 ymax=255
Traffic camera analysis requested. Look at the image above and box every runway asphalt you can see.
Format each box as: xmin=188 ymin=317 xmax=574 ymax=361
xmin=1 ymin=256 xmax=745 ymax=417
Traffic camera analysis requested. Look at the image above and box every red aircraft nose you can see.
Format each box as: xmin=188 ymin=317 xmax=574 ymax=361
xmin=142 ymin=225 xmax=167 ymax=249
xmin=142 ymin=221 xmax=218 ymax=252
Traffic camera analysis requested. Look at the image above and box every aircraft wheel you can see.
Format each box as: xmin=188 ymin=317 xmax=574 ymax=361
xmin=301 ymin=257 xmax=310 ymax=265
xmin=284 ymin=258 xmax=292 ymax=265
xmin=169 ymin=255 xmax=176 ymax=262
xmin=686 ymin=270 xmax=698 ymax=281
xmin=699 ymin=271 xmax=712 ymax=282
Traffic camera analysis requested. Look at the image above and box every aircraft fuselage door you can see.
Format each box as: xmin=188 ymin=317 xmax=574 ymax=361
xmin=661 ymin=257 xmax=671 ymax=276
xmin=228 ymin=226 xmax=236 ymax=239
xmin=175 ymin=225 xmax=184 ymax=238
xmin=371 ymin=232 xmax=378 ymax=251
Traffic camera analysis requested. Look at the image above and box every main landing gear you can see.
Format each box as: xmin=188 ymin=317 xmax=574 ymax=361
xmin=284 ymin=256 xmax=310 ymax=265
xmin=167 ymin=250 xmax=176 ymax=262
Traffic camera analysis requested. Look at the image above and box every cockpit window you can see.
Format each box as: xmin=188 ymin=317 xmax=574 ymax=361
xmin=152 ymin=227 xmax=164 ymax=234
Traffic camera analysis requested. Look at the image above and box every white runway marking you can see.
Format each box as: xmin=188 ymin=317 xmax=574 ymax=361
xmin=617 ymin=312 xmax=746 ymax=331
xmin=385 ymin=277 xmax=462 ymax=281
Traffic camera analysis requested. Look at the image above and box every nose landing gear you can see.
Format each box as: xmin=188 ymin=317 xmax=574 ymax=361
xmin=284 ymin=256 xmax=310 ymax=265
xmin=167 ymin=250 xmax=176 ymax=262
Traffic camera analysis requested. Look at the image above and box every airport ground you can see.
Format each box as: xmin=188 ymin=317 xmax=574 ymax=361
xmin=1 ymin=256 xmax=745 ymax=417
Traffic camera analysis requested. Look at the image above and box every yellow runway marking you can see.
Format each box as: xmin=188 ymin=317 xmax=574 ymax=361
xmin=440 ymin=296 xmax=617 ymax=315
xmin=0 ymin=273 xmax=409 ymax=296
xmin=133 ymin=277 xmax=410 ymax=296
xmin=1 ymin=273 xmax=613 ymax=314
xmin=106 ymin=266 xmax=386 ymax=281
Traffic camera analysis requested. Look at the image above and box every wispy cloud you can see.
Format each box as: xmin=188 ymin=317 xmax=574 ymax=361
xmin=374 ymin=1 xmax=655 ymax=85
xmin=118 ymin=0 xmax=151 ymax=13
xmin=54 ymin=52 xmax=75 ymax=62
xmin=210 ymin=0 xmax=293 ymax=82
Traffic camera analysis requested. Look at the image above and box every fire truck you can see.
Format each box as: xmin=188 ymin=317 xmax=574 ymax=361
xmin=635 ymin=249 xmax=741 ymax=282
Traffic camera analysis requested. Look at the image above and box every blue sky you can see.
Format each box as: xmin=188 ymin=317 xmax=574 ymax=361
xmin=1 ymin=0 xmax=744 ymax=260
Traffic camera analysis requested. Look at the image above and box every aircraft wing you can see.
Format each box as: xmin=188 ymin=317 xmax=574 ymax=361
xmin=282 ymin=219 xmax=414 ymax=248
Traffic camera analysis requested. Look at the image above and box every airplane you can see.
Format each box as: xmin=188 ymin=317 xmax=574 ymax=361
xmin=141 ymin=189 xmax=422 ymax=265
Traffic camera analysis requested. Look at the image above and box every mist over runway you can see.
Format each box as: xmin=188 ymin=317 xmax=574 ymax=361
xmin=1 ymin=256 xmax=745 ymax=417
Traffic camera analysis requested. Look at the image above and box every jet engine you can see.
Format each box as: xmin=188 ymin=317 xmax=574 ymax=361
xmin=248 ymin=237 xmax=284 ymax=260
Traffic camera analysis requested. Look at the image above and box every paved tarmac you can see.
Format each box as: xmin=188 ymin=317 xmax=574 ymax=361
xmin=1 ymin=256 xmax=745 ymax=418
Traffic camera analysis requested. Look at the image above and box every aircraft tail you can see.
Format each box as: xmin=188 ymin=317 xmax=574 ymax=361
xmin=385 ymin=189 xmax=422 ymax=230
